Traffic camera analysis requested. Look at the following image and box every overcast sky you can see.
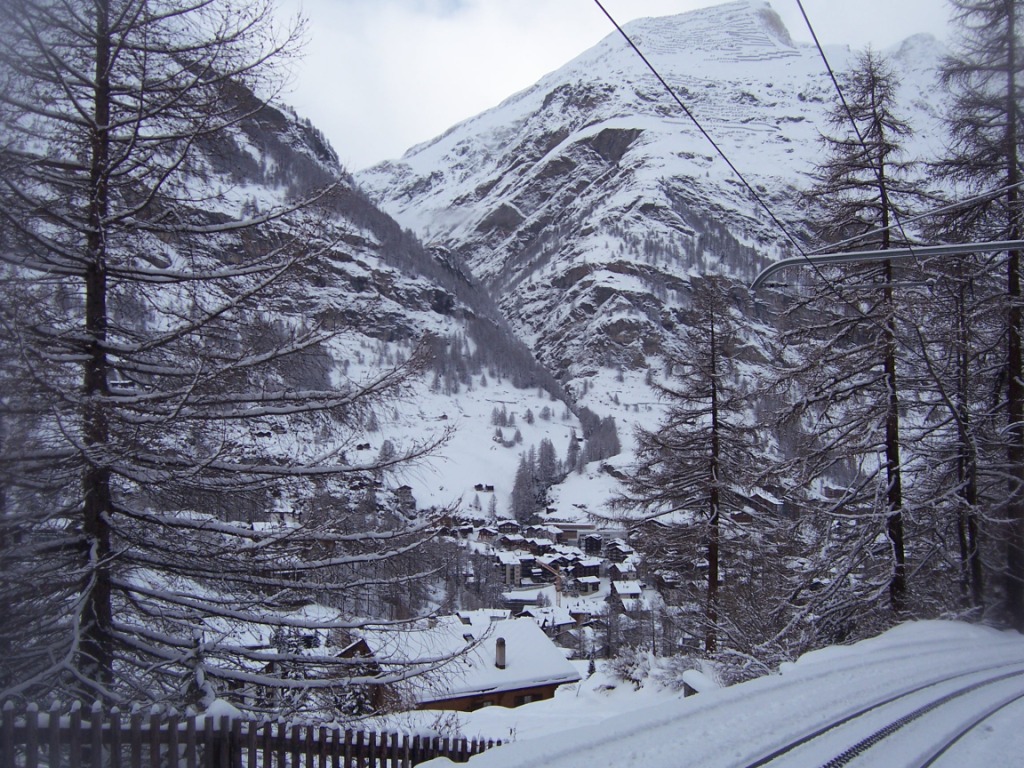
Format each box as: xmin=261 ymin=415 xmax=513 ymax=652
xmin=274 ymin=0 xmax=953 ymax=171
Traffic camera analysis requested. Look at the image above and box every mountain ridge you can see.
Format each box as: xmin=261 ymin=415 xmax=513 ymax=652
xmin=356 ymin=1 xmax=948 ymax=385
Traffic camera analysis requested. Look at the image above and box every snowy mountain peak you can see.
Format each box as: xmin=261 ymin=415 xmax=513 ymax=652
xmin=619 ymin=1 xmax=796 ymax=62
xmin=357 ymin=2 xmax=947 ymax=386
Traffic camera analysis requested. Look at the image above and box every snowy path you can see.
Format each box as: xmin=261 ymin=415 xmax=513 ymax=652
xmin=421 ymin=622 xmax=1024 ymax=768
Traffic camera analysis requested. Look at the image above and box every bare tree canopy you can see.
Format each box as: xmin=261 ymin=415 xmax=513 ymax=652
xmin=0 ymin=0 xmax=446 ymax=716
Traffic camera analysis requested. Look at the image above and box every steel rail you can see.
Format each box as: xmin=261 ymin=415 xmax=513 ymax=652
xmin=918 ymin=688 xmax=1024 ymax=767
xmin=815 ymin=669 xmax=1024 ymax=767
xmin=741 ymin=662 xmax=1024 ymax=768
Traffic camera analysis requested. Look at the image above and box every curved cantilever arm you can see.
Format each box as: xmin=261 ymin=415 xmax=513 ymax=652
xmin=750 ymin=240 xmax=1024 ymax=291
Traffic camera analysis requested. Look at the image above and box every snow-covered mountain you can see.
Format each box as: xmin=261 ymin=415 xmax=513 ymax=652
xmin=356 ymin=0 xmax=947 ymax=386
xmin=208 ymin=0 xmax=951 ymax=520
xmin=171 ymin=85 xmax=582 ymax=520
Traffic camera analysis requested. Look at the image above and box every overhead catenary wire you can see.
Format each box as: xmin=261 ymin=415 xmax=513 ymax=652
xmin=808 ymin=179 xmax=1024 ymax=256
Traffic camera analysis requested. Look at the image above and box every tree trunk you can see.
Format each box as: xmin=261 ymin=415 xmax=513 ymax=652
xmin=80 ymin=0 xmax=114 ymax=690
xmin=954 ymin=277 xmax=985 ymax=609
xmin=882 ymin=260 xmax=907 ymax=612
xmin=1004 ymin=0 xmax=1024 ymax=630
xmin=706 ymin=310 xmax=720 ymax=655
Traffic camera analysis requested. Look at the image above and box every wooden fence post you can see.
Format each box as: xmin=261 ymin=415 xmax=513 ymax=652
xmin=109 ymin=707 xmax=122 ymax=768
xmin=68 ymin=703 xmax=81 ymax=768
xmin=149 ymin=709 xmax=161 ymax=768
xmin=47 ymin=702 xmax=61 ymax=768
xmin=259 ymin=722 xmax=272 ymax=768
xmin=231 ymin=717 xmax=242 ymax=768
xmin=302 ymin=725 xmax=313 ymax=768
xmin=203 ymin=714 xmax=215 ymax=768
xmin=129 ymin=710 xmax=143 ymax=768
xmin=185 ymin=713 xmax=198 ymax=768
xmin=289 ymin=724 xmax=300 ymax=768
xmin=219 ymin=716 xmax=231 ymax=768
xmin=352 ymin=731 xmax=362 ymax=768
xmin=166 ymin=712 xmax=179 ymax=768
xmin=24 ymin=704 xmax=38 ymax=768
xmin=1 ymin=702 xmax=13 ymax=768
xmin=89 ymin=703 xmax=103 ymax=768
xmin=245 ymin=721 xmax=257 ymax=768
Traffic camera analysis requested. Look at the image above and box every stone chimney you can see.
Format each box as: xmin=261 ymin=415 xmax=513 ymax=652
xmin=495 ymin=637 xmax=506 ymax=669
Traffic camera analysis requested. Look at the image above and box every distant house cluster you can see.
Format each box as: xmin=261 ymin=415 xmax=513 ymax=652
xmin=441 ymin=513 xmax=671 ymax=659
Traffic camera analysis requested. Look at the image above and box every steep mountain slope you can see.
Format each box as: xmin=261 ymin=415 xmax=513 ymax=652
xmin=357 ymin=0 xmax=947 ymax=385
xmin=147 ymin=84 xmax=576 ymax=519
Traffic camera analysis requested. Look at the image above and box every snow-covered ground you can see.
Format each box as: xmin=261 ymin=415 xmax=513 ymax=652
xmin=333 ymin=335 xmax=666 ymax=523
xmin=416 ymin=621 xmax=1024 ymax=768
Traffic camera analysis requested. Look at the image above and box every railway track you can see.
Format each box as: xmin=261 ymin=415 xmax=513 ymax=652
xmin=742 ymin=662 xmax=1024 ymax=768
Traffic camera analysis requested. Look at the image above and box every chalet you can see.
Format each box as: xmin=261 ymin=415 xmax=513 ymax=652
xmin=653 ymin=570 xmax=683 ymax=590
xmin=502 ymin=589 xmax=544 ymax=612
xmin=610 ymin=580 xmax=645 ymax=615
xmin=255 ymin=634 xmax=392 ymax=716
xmin=496 ymin=520 xmax=521 ymax=535
xmin=573 ymin=575 xmax=601 ymax=595
xmin=568 ymin=558 xmax=602 ymax=579
xmin=552 ymin=543 xmax=586 ymax=559
xmin=545 ymin=521 xmax=596 ymax=545
xmin=533 ymin=555 xmax=571 ymax=585
xmin=518 ymin=606 xmax=578 ymax=648
xmin=526 ymin=537 xmax=555 ymax=556
xmin=335 ymin=638 xmax=393 ymax=713
xmin=611 ymin=580 xmax=643 ymax=599
xmin=363 ymin=613 xmax=580 ymax=712
xmin=526 ymin=524 xmax=565 ymax=542
xmin=518 ymin=552 xmax=538 ymax=570
xmin=605 ymin=539 xmax=636 ymax=563
xmin=477 ymin=526 xmax=498 ymax=543
xmin=609 ymin=555 xmax=640 ymax=582
xmin=496 ymin=551 xmax=522 ymax=587
xmin=539 ymin=553 xmax=574 ymax=571
xmin=497 ymin=533 xmax=527 ymax=550
xmin=751 ymin=491 xmax=782 ymax=515
xmin=581 ymin=533 xmax=603 ymax=556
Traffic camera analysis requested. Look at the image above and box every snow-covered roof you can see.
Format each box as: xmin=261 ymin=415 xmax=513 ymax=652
xmin=496 ymin=551 xmax=521 ymax=566
xmin=612 ymin=580 xmax=642 ymax=597
xmin=368 ymin=613 xmax=579 ymax=704
xmin=519 ymin=606 xmax=575 ymax=628
xmin=525 ymin=537 xmax=555 ymax=547
xmin=575 ymin=576 xmax=601 ymax=585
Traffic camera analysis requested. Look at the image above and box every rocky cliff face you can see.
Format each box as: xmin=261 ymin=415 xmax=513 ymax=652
xmin=357 ymin=0 xmax=947 ymax=386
